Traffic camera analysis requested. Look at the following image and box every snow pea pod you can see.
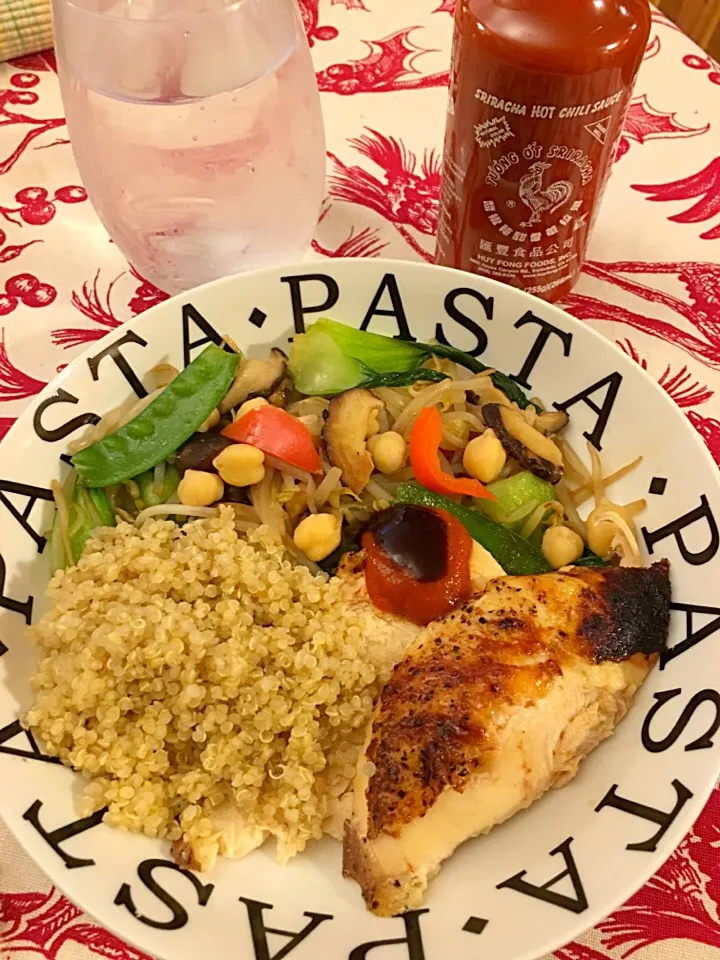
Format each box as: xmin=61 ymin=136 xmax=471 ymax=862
xmin=72 ymin=344 xmax=239 ymax=487
xmin=395 ymin=482 xmax=552 ymax=575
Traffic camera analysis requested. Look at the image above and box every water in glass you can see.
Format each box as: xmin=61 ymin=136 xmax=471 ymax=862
xmin=53 ymin=0 xmax=327 ymax=293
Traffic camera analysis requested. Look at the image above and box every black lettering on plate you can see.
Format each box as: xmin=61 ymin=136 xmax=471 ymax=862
xmin=649 ymin=477 xmax=668 ymax=496
xmin=23 ymin=800 xmax=106 ymax=869
xmin=462 ymin=917 xmax=489 ymax=935
xmin=642 ymin=495 xmax=719 ymax=566
xmin=360 ymin=273 xmax=415 ymax=342
xmin=511 ymin=311 xmax=572 ymax=389
xmin=87 ymin=331 xmax=148 ymax=399
xmin=182 ymin=302 xmax=227 ymax=368
xmin=0 ymin=720 xmax=61 ymax=764
xmin=594 ymin=780 xmax=693 ymax=851
xmin=115 ymin=859 xmax=214 ymax=931
xmin=554 ymin=372 xmax=622 ymax=451
xmin=0 ymin=479 xmax=54 ymax=552
xmin=239 ymin=897 xmax=332 ymax=960
xmin=248 ymin=307 xmax=267 ymax=329
xmin=281 ymin=273 xmax=339 ymax=335
xmin=496 ymin=837 xmax=588 ymax=914
xmin=33 ymin=388 xmax=99 ymax=444
xmin=0 ymin=638 xmax=7 ymax=657
xmin=642 ymin=688 xmax=720 ymax=753
xmin=350 ymin=910 xmax=429 ymax=960
xmin=435 ymin=288 xmax=493 ymax=357
xmin=662 ymin=601 xmax=720 ymax=669
xmin=0 ymin=553 xmax=33 ymax=624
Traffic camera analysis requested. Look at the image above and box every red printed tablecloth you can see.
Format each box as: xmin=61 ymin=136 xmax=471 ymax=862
xmin=2 ymin=2 xmax=720 ymax=958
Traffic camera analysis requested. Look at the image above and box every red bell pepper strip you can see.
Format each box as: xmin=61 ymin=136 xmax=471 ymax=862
xmin=222 ymin=405 xmax=323 ymax=475
xmin=409 ymin=407 xmax=495 ymax=501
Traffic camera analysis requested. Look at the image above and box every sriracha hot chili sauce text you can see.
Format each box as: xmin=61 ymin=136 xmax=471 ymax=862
xmin=436 ymin=0 xmax=651 ymax=302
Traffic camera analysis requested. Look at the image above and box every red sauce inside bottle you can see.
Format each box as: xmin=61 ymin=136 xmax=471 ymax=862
xmin=362 ymin=504 xmax=473 ymax=626
xmin=436 ymin=0 xmax=650 ymax=302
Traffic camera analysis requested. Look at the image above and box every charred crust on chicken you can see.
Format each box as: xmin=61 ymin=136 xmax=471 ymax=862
xmin=574 ymin=560 xmax=670 ymax=663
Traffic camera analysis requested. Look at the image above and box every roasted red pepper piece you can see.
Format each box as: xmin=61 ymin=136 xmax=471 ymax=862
xmin=362 ymin=505 xmax=473 ymax=626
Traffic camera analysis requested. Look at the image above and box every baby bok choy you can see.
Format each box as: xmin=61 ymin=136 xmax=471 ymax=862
xmin=288 ymin=318 xmax=536 ymax=408
xmin=48 ymin=476 xmax=115 ymax=573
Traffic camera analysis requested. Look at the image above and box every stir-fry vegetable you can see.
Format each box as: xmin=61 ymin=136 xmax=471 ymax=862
xmin=480 ymin=471 xmax=556 ymax=527
xmin=49 ymin=481 xmax=115 ymax=573
xmin=289 ymin=318 xmax=537 ymax=409
xmin=358 ymin=366 xmax=450 ymax=390
xmin=409 ymin=407 xmax=495 ymax=501
xmin=396 ymin=483 xmax=552 ymax=575
xmin=135 ymin=464 xmax=181 ymax=508
xmin=572 ymin=548 xmax=608 ymax=568
xmin=223 ymin=405 xmax=323 ymax=475
xmin=72 ymin=345 xmax=239 ymax=487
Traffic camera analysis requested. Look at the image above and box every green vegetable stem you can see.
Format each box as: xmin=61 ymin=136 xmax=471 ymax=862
xmin=395 ymin=483 xmax=552 ymax=575
xmin=480 ymin=471 xmax=556 ymax=529
xmin=572 ymin=549 xmax=608 ymax=568
xmin=289 ymin=318 xmax=538 ymax=409
xmin=72 ymin=344 xmax=239 ymax=487
xmin=135 ymin=464 xmax=181 ymax=508
xmin=49 ymin=479 xmax=116 ymax=573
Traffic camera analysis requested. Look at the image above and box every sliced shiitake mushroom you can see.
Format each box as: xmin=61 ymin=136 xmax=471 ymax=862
xmin=175 ymin=430 xmax=234 ymax=474
xmin=324 ymin=389 xmax=384 ymax=493
xmin=482 ymin=402 xmax=564 ymax=484
xmin=219 ymin=348 xmax=288 ymax=413
xmin=534 ymin=410 xmax=569 ymax=435
xmin=222 ymin=484 xmax=251 ymax=504
xmin=267 ymin=375 xmax=294 ymax=409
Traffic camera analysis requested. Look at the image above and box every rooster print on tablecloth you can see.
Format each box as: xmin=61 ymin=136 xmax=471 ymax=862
xmin=565 ymin=259 xmax=720 ymax=465
xmin=565 ymin=259 xmax=720 ymax=370
xmin=328 ymin=128 xmax=441 ymax=261
xmin=316 ymin=28 xmax=449 ymax=95
xmin=519 ymin=162 xmax=573 ymax=227
xmin=616 ymin=338 xmax=720 ymax=466
xmin=297 ymin=0 xmax=368 ymax=47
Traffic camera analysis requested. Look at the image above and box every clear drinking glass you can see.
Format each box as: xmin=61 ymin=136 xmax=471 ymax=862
xmin=52 ymin=0 xmax=326 ymax=294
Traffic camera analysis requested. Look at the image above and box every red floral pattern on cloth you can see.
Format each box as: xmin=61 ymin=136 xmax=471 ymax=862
xmin=1 ymin=2 xmax=719 ymax=958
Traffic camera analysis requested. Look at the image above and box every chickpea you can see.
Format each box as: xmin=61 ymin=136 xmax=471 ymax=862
xmin=236 ymin=396 xmax=269 ymax=420
xmin=213 ymin=444 xmax=265 ymax=487
xmin=367 ymin=431 xmax=406 ymax=475
xmin=197 ymin=408 xmax=220 ymax=433
xmin=586 ymin=510 xmax=613 ymax=559
xmin=178 ymin=470 xmax=224 ymax=507
xmin=293 ymin=513 xmax=342 ymax=562
xmin=463 ymin=429 xmax=506 ymax=484
xmin=542 ymin=525 xmax=584 ymax=569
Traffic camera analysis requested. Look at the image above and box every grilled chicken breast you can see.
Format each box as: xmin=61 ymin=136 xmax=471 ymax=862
xmin=343 ymin=561 xmax=671 ymax=916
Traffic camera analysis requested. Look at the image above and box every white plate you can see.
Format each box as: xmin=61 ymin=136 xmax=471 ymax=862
xmin=1 ymin=258 xmax=720 ymax=960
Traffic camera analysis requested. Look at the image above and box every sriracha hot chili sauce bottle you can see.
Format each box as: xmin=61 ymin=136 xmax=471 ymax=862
xmin=436 ymin=0 xmax=651 ymax=302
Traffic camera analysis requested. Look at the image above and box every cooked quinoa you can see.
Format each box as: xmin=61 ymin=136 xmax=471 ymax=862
xmin=24 ymin=507 xmax=389 ymax=862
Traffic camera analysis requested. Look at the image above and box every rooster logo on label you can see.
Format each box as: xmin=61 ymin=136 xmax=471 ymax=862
xmin=519 ymin=161 xmax=573 ymax=226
